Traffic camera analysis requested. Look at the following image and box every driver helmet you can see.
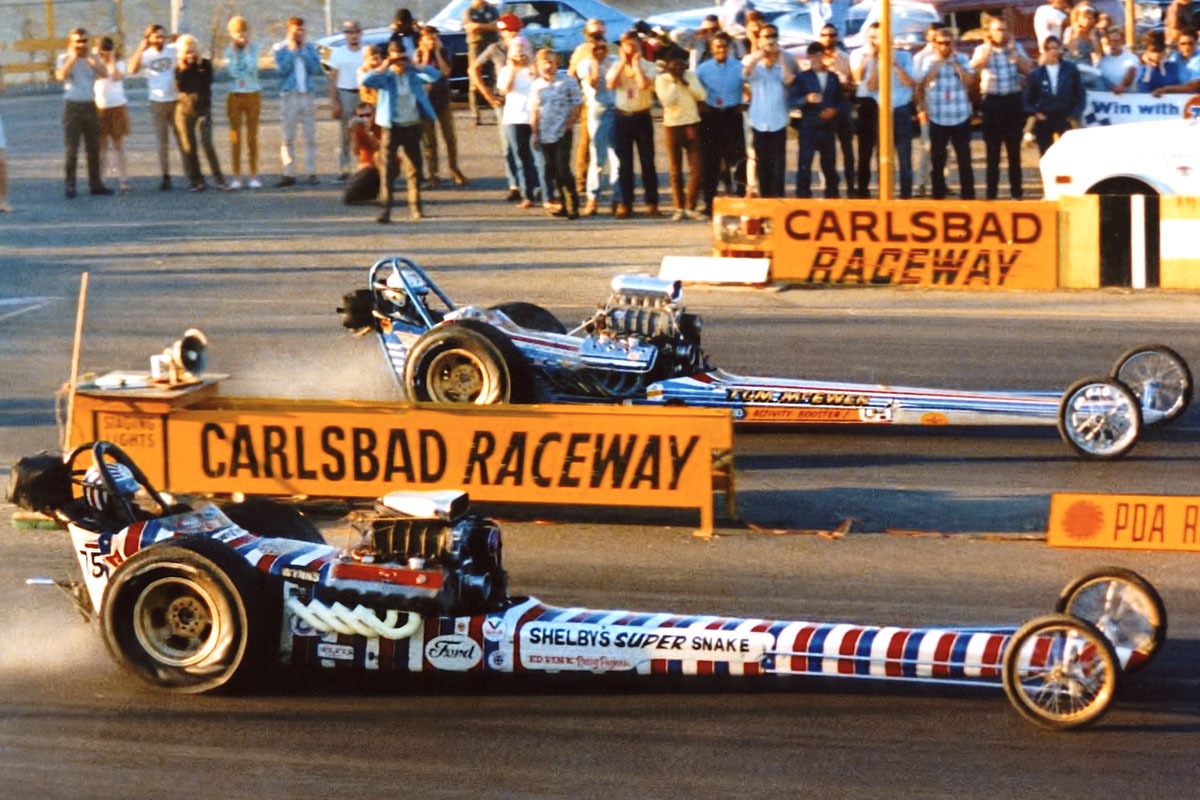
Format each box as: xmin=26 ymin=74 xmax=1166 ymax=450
xmin=82 ymin=462 xmax=139 ymax=514
xmin=383 ymin=267 xmax=430 ymax=308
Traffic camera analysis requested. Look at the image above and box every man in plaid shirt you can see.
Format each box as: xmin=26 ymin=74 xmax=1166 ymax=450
xmin=918 ymin=31 xmax=975 ymax=200
xmin=970 ymin=19 xmax=1033 ymax=199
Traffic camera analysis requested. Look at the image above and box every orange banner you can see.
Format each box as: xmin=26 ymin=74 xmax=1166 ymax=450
xmin=72 ymin=389 xmax=734 ymax=534
xmin=713 ymin=198 xmax=1059 ymax=289
xmin=1048 ymin=493 xmax=1200 ymax=552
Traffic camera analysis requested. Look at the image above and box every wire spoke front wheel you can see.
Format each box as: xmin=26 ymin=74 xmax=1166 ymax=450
xmin=1002 ymin=614 xmax=1119 ymax=730
xmin=1111 ymin=345 xmax=1194 ymax=426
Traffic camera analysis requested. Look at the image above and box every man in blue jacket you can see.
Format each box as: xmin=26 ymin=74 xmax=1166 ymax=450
xmin=792 ymin=42 xmax=843 ymax=198
xmin=362 ymin=41 xmax=441 ymax=222
xmin=273 ymin=17 xmax=324 ymax=186
xmin=1021 ymin=36 xmax=1085 ymax=155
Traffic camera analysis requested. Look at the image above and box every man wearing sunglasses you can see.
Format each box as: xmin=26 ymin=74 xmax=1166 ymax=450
xmin=969 ymin=18 xmax=1033 ymax=200
xmin=742 ymin=24 xmax=795 ymax=198
xmin=55 ymin=28 xmax=110 ymax=198
xmin=917 ymin=31 xmax=976 ymax=200
xmin=816 ymin=24 xmax=855 ymax=193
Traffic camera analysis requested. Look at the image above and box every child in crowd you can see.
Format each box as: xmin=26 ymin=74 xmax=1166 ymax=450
xmin=529 ymin=49 xmax=581 ymax=218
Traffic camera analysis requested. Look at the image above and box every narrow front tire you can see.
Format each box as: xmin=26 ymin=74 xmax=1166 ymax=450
xmin=1111 ymin=344 xmax=1193 ymax=426
xmin=1057 ymin=377 xmax=1141 ymax=460
xmin=1056 ymin=567 xmax=1166 ymax=674
xmin=1002 ymin=614 xmax=1119 ymax=730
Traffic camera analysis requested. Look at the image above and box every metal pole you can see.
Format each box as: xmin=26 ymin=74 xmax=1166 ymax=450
xmin=170 ymin=0 xmax=189 ymax=34
xmin=878 ymin=0 xmax=894 ymax=200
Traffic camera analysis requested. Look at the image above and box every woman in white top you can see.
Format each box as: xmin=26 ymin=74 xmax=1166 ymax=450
xmin=94 ymin=36 xmax=130 ymax=192
xmin=496 ymin=37 xmax=541 ymax=207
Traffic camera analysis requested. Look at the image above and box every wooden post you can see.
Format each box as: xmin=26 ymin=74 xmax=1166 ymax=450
xmin=44 ymin=0 xmax=56 ymax=39
xmin=63 ymin=272 xmax=89 ymax=452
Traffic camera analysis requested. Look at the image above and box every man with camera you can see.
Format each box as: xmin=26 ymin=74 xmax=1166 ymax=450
xmin=742 ymin=23 xmax=794 ymax=198
xmin=129 ymin=24 xmax=181 ymax=191
xmin=361 ymin=41 xmax=441 ymax=223
xmin=54 ymin=28 xmax=109 ymax=198
xmin=917 ymin=29 xmax=976 ymax=200
xmin=606 ymin=30 xmax=660 ymax=218
xmin=850 ymin=22 xmax=916 ymax=198
xmin=970 ymin=18 xmax=1033 ymax=200
xmin=273 ymin=16 xmax=324 ymax=187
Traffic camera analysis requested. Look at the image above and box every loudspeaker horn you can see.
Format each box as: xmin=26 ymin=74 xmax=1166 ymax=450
xmin=150 ymin=328 xmax=208 ymax=386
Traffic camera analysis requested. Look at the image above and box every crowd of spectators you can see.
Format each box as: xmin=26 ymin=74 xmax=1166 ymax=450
xmin=20 ymin=3 xmax=1200 ymax=217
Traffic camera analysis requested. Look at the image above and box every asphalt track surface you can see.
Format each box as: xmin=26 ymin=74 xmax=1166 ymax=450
xmin=2 ymin=88 xmax=1200 ymax=798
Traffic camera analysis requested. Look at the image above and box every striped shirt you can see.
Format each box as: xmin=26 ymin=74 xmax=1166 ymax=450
xmin=972 ymin=42 xmax=1029 ymax=95
xmin=920 ymin=54 xmax=974 ymax=126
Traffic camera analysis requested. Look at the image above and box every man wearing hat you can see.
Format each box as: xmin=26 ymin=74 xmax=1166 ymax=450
xmin=463 ymin=0 xmax=501 ymax=121
xmin=469 ymin=13 xmax=530 ymax=200
xmin=569 ymin=19 xmax=609 ymax=197
xmin=362 ymin=40 xmax=441 ymax=222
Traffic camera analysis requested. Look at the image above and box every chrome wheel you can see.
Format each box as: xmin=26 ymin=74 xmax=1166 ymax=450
xmin=1112 ymin=345 xmax=1193 ymax=426
xmin=1058 ymin=377 xmax=1141 ymax=459
xmin=1057 ymin=567 xmax=1166 ymax=673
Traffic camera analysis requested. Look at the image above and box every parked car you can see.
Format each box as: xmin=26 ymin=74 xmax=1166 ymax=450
xmin=842 ymin=0 xmax=940 ymax=49
xmin=646 ymin=0 xmax=803 ymax=32
xmin=651 ymin=0 xmax=935 ymax=55
xmin=317 ymin=0 xmax=636 ymax=94
xmin=1040 ymin=118 xmax=1200 ymax=199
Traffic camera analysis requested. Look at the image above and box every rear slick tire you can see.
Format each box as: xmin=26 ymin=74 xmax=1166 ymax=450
xmin=100 ymin=536 xmax=266 ymax=693
xmin=404 ymin=320 xmax=530 ymax=404
xmin=1110 ymin=344 xmax=1193 ymax=426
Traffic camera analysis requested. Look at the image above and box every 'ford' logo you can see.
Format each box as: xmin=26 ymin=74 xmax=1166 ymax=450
xmin=425 ymin=635 xmax=482 ymax=671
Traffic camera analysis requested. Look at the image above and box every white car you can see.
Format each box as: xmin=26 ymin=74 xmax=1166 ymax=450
xmin=1040 ymin=118 xmax=1200 ymax=199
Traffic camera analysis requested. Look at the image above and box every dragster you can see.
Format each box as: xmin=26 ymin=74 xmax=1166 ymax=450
xmin=11 ymin=441 xmax=1168 ymax=730
xmin=340 ymin=258 xmax=1193 ymax=460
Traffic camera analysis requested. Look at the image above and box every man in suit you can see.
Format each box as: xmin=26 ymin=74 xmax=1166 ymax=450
xmin=1021 ymin=36 xmax=1085 ymax=155
xmin=793 ymin=42 xmax=843 ymax=198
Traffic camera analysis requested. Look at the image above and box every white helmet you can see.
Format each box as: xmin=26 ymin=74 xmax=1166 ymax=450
xmin=82 ymin=462 xmax=139 ymax=514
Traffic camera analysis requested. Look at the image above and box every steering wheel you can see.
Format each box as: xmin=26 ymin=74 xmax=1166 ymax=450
xmin=66 ymin=441 xmax=174 ymax=527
